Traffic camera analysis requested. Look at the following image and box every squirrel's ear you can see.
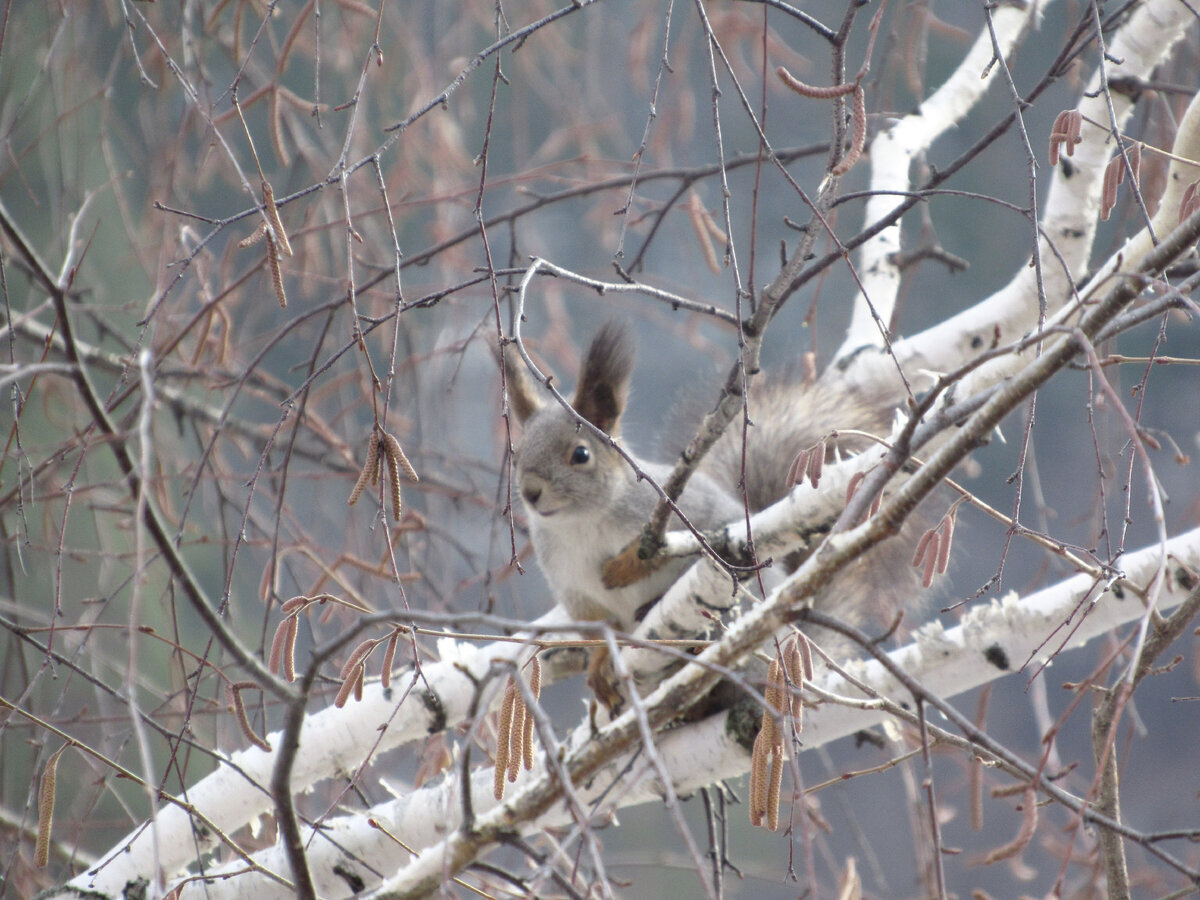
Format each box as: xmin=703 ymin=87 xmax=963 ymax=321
xmin=501 ymin=339 xmax=543 ymax=424
xmin=573 ymin=320 xmax=634 ymax=435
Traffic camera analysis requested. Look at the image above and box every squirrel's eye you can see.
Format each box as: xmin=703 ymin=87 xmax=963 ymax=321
xmin=569 ymin=444 xmax=590 ymax=465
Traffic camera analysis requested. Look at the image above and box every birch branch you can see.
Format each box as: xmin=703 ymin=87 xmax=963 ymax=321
xmin=166 ymin=527 xmax=1197 ymax=900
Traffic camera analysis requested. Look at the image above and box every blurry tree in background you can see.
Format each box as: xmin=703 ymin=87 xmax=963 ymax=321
xmin=2 ymin=1 xmax=1199 ymax=898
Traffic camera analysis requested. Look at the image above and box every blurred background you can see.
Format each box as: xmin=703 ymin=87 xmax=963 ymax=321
xmin=1 ymin=1 xmax=1197 ymax=897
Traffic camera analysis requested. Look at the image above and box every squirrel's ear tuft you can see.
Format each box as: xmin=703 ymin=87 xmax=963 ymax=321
xmin=502 ymin=339 xmax=543 ymax=424
xmin=574 ymin=321 xmax=634 ymax=434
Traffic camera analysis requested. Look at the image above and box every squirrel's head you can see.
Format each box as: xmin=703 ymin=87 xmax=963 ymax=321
xmin=505 ymin=322 xmax=635 ymax=520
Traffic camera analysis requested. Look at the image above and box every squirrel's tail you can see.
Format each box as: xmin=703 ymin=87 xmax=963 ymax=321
xmin=705 ymin=367 xmax=940 ymax=631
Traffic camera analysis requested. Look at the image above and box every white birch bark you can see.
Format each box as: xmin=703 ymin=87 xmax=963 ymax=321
xmin=160 ymin=528 xmax=1199 ymax=900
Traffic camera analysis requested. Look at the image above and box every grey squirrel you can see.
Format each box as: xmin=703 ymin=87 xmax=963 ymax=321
xmin=506 ymin=321 xmax=914 ymax=634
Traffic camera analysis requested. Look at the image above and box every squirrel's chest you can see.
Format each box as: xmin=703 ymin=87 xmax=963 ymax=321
xmin=528 ymin=513 xmax=680 ymax=629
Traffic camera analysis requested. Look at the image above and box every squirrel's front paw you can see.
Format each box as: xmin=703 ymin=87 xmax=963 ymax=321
xmin=601 ymin=542 xmax=667 ymax=589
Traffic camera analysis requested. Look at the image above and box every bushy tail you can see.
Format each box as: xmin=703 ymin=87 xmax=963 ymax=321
xmin=703 ymin=366 xmax=939 ymax=632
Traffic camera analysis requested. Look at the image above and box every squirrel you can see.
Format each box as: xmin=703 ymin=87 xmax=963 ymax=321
xmin=506 ymin=322 xmax=746 ymax=632
xmin=505 ymin=320 xmax=918 ymax=642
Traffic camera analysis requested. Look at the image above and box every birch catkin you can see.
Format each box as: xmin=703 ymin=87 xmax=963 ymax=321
xmin=35 ymin=745 xmax=68 ymax=868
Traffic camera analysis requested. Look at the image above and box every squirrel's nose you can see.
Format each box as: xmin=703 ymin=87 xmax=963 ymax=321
xmin=520 ymin=472 xmax=547 ymax=508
